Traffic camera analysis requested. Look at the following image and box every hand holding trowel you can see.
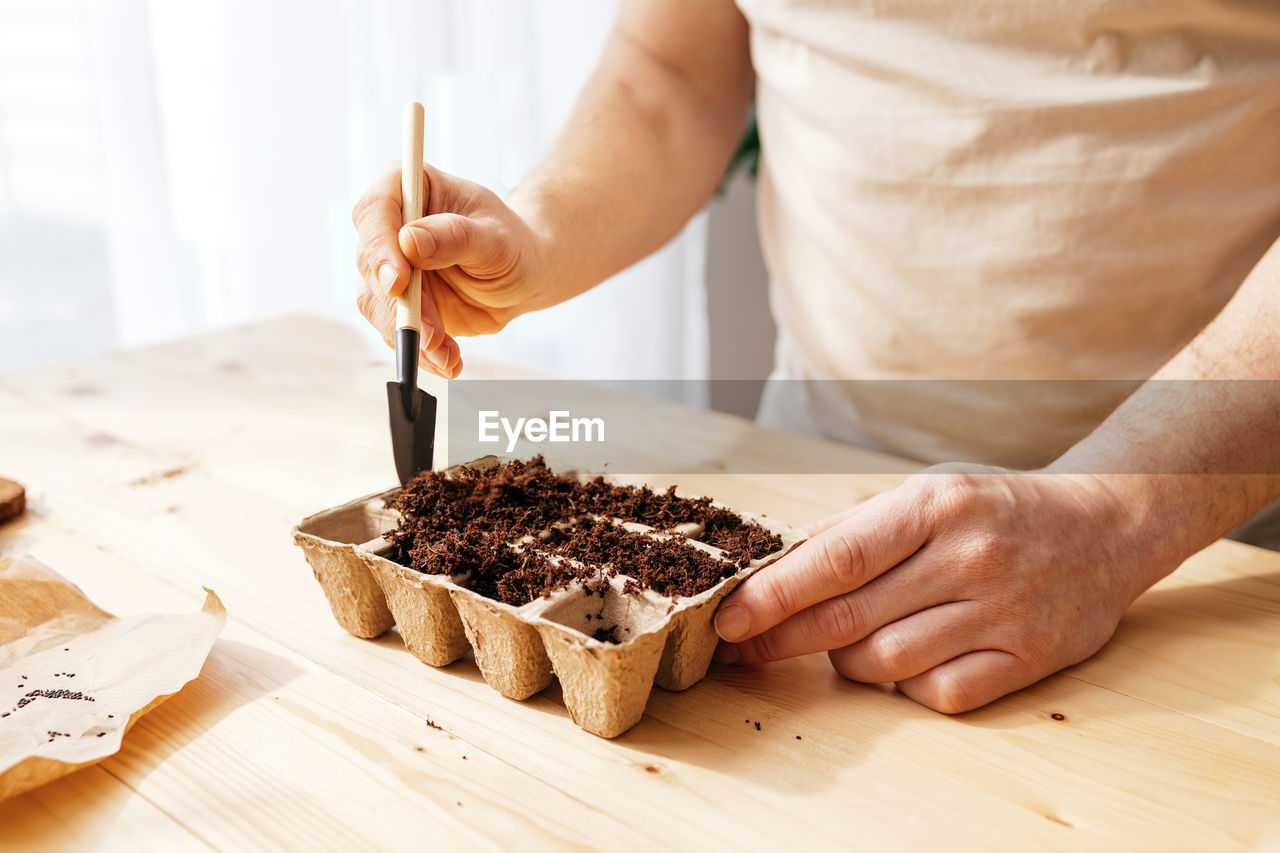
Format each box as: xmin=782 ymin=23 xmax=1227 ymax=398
xmin=387 ymin=102 xmax=439 ymax=486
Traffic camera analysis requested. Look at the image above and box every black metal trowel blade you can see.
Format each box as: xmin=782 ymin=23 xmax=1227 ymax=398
xmin=387 ymin=381 xmax=437 ymax=486
xmin=387 ymin=328 xmax=437 ymax=486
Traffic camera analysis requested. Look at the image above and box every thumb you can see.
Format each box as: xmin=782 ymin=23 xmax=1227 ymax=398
xmin=399 ymin=213 xmax=509 ymax=277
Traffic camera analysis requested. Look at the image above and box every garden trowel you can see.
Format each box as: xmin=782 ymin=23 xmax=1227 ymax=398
xmin=387 ymin=101 xmax=438 ymax=485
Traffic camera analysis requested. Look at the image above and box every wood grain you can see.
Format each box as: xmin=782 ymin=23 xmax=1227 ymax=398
xmin=1 ymin=315 xmax=1277 ymax=851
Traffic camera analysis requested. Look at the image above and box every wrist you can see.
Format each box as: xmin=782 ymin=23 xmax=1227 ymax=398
xmin=505 ymin=185 xmax=571 ymax=315
xmin=1040 ymin=467 xmax=1187 ymax=601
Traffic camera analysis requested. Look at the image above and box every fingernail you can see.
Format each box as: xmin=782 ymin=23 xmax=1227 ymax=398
xmin=377 ymin=263 xmax=398 ymax=293
xmin=425 ymin=346 xmax=449 ymax=369
xmin=405 ymin=225 xmax=436 ymax=259
xmin=714 ymin=605 xmax=750 ymax=642
xmin=714 ymin=643 xmax=741 ymax=664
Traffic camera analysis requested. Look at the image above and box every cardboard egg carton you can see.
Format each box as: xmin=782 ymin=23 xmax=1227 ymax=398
xmin=292 ymin=457 xmax=805 ymax=738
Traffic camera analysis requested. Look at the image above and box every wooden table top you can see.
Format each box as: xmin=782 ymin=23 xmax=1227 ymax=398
xmin=1 ymin=315 xmax=1277 ymax=851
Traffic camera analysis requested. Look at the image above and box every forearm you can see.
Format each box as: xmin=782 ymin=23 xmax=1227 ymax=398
xmin=506 ymin=0 xmax=753 ymax=311
xmin=1051 ymin=238 xmax=1280 ymax=581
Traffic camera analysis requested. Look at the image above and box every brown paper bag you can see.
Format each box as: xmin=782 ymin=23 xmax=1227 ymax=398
xmin=0 ymin=554 xmax=226 ymax=801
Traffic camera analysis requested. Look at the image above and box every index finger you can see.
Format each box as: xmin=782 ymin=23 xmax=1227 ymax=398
xmin=353 ymin=160 xmax=419 ymax=297
xmin=715 ymin=490 xmax=932 ymax=642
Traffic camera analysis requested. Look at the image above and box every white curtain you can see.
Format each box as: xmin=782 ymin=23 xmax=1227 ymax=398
xmin=0 ymin=0 xmax=709 ymax=384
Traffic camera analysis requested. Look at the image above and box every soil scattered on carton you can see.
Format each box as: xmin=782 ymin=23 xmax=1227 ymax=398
xmin=592 ymin=625 xmax=622 ymax=644
xmin=384 ymin=457 xmax=782 ymax=607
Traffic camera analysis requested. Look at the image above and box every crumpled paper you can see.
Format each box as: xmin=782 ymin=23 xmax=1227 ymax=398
xmin=0 ymin=554 xmax=226 ymax=801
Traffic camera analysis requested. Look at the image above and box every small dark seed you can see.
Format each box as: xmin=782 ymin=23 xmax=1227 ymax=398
xmin=754 ymin=722 xmax=761 ymax=731
xmin=1050 ymin=713 xmax=1066 ymax=721
xmin=97 ymin=732 xmax=105 ymax=737
xmin=795 ymin=735 xmax=802 ymax=740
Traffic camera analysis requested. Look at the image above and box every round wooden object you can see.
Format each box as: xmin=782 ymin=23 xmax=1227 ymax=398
xmin=0 ymin=478 xmax=25 ymax=523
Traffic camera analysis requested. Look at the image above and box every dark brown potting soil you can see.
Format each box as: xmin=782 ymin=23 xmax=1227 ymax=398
xmin=548 ymin=517 xmax=735 ymax=598
xmin=397 ymin=526 xmax=589 ymax=607
xmin=384 ymin=456 xmax=782 ymax=606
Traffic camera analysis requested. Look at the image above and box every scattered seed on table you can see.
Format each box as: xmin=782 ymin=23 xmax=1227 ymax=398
xmin=795 ymin=735 xmax=802 ymax=740
xmin=1051 ymin=713 xmax=1066 ymax=721
xmin=754 ymin=721 xmax=761 ymax=731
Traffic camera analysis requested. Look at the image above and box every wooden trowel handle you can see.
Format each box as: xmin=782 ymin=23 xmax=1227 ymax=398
xmin=396 ymin=102 xmax=425 ymax=335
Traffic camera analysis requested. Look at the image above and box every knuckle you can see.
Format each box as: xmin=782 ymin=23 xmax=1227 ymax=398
xmin=927 ymin=669 xmax=973 ymax=715
xmin=818 ymin=531 xmax=865 ymax=590
xmin=750 ymin=631 xmax=785 ymax=663
xmin=757 ymin=575 xmax=796 ymax=622
xmin=355 ymin=245 xmax=373 ymax=278
xmin=814 ymin=594 xmax=865 ymax=645
xmin=351 ymin=196 xmax=369 ymax=227
xmin=921 ymin=472 xmax=979 ymax=518
xmin=440 ymin=215 xmax=468 ymax=251
xmin=1003 ymin=626 xmax=1052 ymax=671
xmin=354 ymin=283 xmax=380 ymax=324
xmin=868 ymin=630 xmax=913 ymax=679
xmin=967 ymin=532 xmax=1008 ymax=567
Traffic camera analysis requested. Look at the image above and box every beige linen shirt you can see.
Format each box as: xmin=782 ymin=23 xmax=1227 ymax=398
xmin=740 ymin=0 xmax=1280 ymax=469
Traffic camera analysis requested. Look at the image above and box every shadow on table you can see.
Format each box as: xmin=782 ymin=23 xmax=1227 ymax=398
xmin=611 ymin=567 xmax=1280 ymax=777
xmin=0 ymin=637 xmax=303 ymax=839
xmin=356 ymin=569 xmax=1278 ymax=792
xmin=1074 ymin=569 xmax=1280 ymax=712
xmin=602 ymin=654 xmax=935 ymax=795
